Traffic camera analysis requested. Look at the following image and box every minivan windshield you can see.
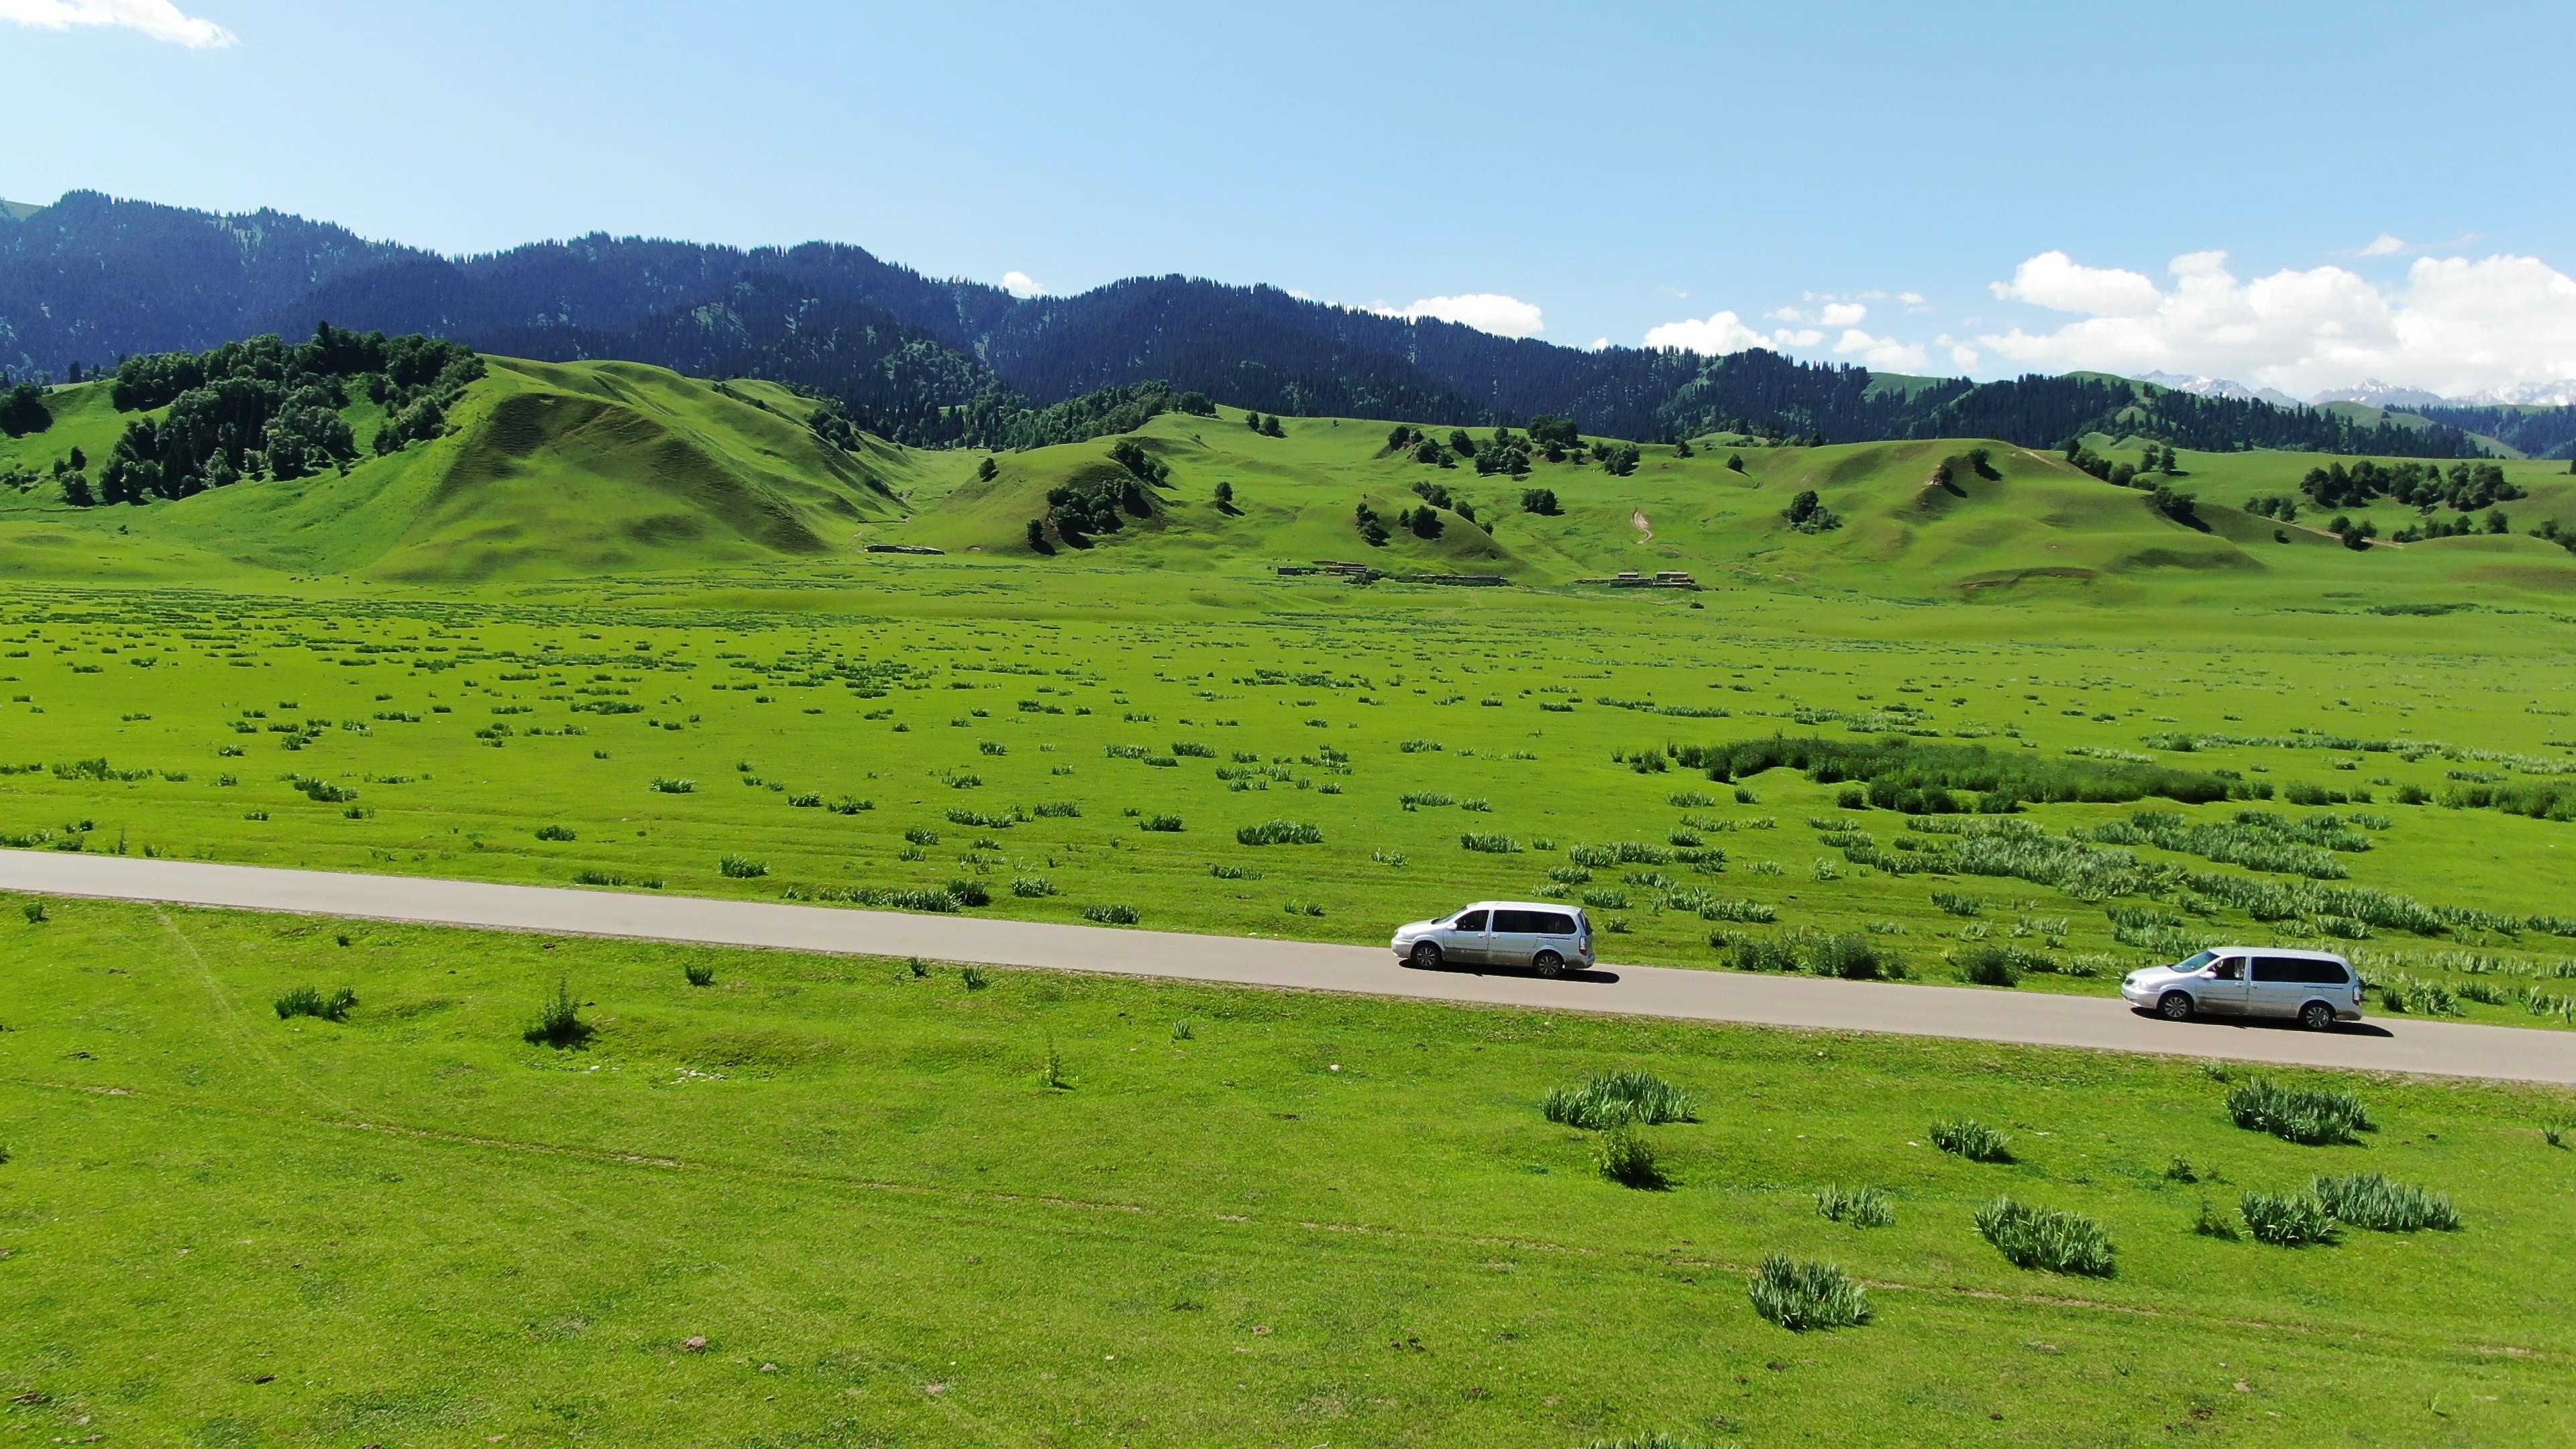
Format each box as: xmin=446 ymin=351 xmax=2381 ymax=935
xmin=2174 ymin=950 xmax=2218 ymax=973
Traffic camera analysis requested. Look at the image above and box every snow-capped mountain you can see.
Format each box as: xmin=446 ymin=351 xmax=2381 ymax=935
xmin=2448 ymin=380 xmax=2576 ymax=407
xmin=2132 ymin=370 xmax=2304 ymax=407
xmin=2309 ymin=380 xmax=2446 ymax=409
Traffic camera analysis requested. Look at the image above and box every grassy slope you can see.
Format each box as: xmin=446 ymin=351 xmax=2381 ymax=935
xmin=1 ymin=898 xmax=2568 ymax=1448
xmin=879 ymin=407 xmax=2576 ymax=605
xmin=0 ymin=361 xmax=949 ymax=582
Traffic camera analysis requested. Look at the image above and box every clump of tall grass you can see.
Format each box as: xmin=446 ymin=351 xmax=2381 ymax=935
xmin=534 ymin=824 xmax=576 ymax=842
xmin=2226 ymin=1078 xmax=2373 ymax=1145
xmin=1931 ymin=890 xmax=1982 ymax=916
xmin=1807 ymin=932 xmax=1904 ymax=981
xmin=1748 ymin=1254 xmax=1871 ymax=1331
xmin=1931 ymin=1118 xmax=2013 ymax=1163
xmin=2375 ymin=975 xmax=2463 ymax=1016
xmin=1236 ymin=819 xmax=1324 ymax=845
xmin=1458 ymin=832 xmax=1521 ymax=853
xmin=2543 ymin=1112 xmax=2573 ymax=1148
xmin=1139 ymin=814 xmax=1185 ymax=833
xmin=524 ymin=979 xmax=592 ymax=1049
xmin=961 ymin=966 xmax=990 ymax=991
xmin=1542 ymin=1070 xmax=1697 ymax=1129
xmin=21 ymin=901 xmax=46 ymax=924
xmin=1011 ymin=876 xmax=1056 ymax=898
xmin=573 ymin=869 xmax=663 ymax=889
xmin=1976 ymin=1197 xmax=2116 ymax=1276
xmin=650 ymin=777 xmax=694 ymax=794
xmin=1083 ymin=903 xmax=1140 ymax=925
xmin=2239 ymin=1189 xmax=2339 ymax=1246
xmin=1817 ymin=1184 xmax=1894 ymax=1228
xmin=2311 ymin=1173 xmax=2460 ymax=1232
xmin=684 ymin=963 xmax=716 ymax=987
xmin=1952 ymin=944 xmax=2037 ymax=987
xmin=718 ymin=854 xmax=768 ymax=879
xmin=273 ymin=984 xmax=358 ymax=1022
xmin=1038 ymin=1037 xmax=1073 ymax=1090
xmin=1593 ymin=1125 xmax=1667 ymax=1188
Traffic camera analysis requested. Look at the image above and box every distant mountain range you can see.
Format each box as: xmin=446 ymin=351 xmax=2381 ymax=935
xmin=2135 ymin=370 xmax=2576 ymax=412
xmin=1 ymin=190 xmax=2563 ymax=459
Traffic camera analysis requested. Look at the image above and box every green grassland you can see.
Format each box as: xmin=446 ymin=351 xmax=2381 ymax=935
xmin=2 ymin=358 xmax=2575 ymax=1023
xmin=1 ymin=898 xmax=2570 ymax=1446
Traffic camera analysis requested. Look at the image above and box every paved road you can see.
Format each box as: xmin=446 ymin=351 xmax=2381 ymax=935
xmin=6 ymin=851 xmax=2573 ymax=1085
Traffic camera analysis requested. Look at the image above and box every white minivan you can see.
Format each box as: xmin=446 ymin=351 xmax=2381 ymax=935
xmin=1393 ymin=901 xmax=1595 ymax=978
xmin=2121 ymin=947 xmax=2363 ymax=1031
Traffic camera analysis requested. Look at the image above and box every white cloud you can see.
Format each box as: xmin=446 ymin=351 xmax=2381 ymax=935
xmin=0 ymin=0 xmax=233 ymax=46
xmin=1589 ymin=337 xmax=1610 ymax=351
xmin=1976 ymin=246 xmax=2576 ymax=397
xmin=1000 ymin=270 xmax=1046 ymax=297
xmin=1950 ymin=344 xmax=1982 ymax=371
xmin=1990 ymin=250 xmax=2163 ymax=315
xmin=1377 ymin=292 xmax=1546 ymax=338
xmin=1898 ymin=291 xmax=1927 ymax=306
xmin=1831 ymin=328 xmax=1927 ymax=372
xmin=2359 ymin=232 xmax=2408 ymax=258
xmin=1775 ymin=328 xmax=1824 ymax=348
xmin=1643 ymin=309 xmax=1769 ymax=354
xmin=1768 ymin=305 xmax=1805 ymax=323
xmin=1817 ymin=301 xmax=1868 ymax=327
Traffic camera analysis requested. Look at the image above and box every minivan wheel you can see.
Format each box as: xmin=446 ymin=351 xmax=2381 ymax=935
xmin=2157 ymin=991 xmax=2195 ymax=1022
xmin=2298 ymin=1001 xmax=2335 ymax=1032
xmin=1409 ymin=941 xmax=1444 ymax=971
xmin=1532 ymin=950 xmax=1565 ymax=979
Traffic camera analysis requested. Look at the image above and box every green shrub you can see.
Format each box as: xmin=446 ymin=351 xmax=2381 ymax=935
xmin=20 ymin=901 xmax=46 ymax=924
xmin=1695 ymin=897 xmax=1776 ymax=924
xmin=534 ymin=824 xmax=576 ymax=842
xmin=1542 ymin=1071 xmax=1697 ymax=1129
xmin=684 ymin=963 xmax=716 ymax=987
xmin=945 ymin=879 xmax=992 ymax=908
xmin=1931 ymin=890 xmax=1982 ymax=916
xmin=1236 ymin=819 xmax=1324 ymax=845
xmin=2312 ymin=1173 xmax=2460 ymax=1232
xmin=2226 ymin=1078 xmax=2373 ymax=1145
xmin=1083 ymin=903 xmax=1140 ymax=925
xmin=1816 ymin=1184 xmax=1894 ymax=1228
xmin=1953 ymin=945 xmax=2026 ymax=987
xmin=651 ymin=777 xmax=695 ymax=794
xmin=1593 ymin=1125 xmax=1667 ymax=1189
xmin=1748 ymin=1254 xmax=1871 ymax=1331
xmin=1011 ymin=876 xmax=1055 ymax=898
xmin=2241 ymin=1189 xmax=2340 ymax=1246
xmin=1039 ymin=1037 xmax=1073 ymax=1090
xmin=524 ymin=979 xmax=592 ymax=1049
xmin=2193 ymin=1197 xmax=2239 ymax=1239
xmin=718 ymin=854 xmax=768 ymax=879
xmin=273 ymin=984 xmax=358 ymax=1022
xmin=1809 ymin=932 xmax=1903 ymax=981
xmin=1931 ymin=1118 xmax=2013 ymax=1163
xmin=1579 ymin=1436 xmax=1707 ymax=1449
xmin=573 ymin=869 xmax=663 ymax=890
xmin=1976 ymin=1197 xmax=2116 ymax=1276
xmin=961 ymin=966 xmax=989 ymax=991
xmin=1458 ymin=832 xmax=1521 ymax=853
xmin=2544 ymin=1112 xmax=2572 ymax=1148
xmin=1140 ymin=814 xmax=1185 ymax=833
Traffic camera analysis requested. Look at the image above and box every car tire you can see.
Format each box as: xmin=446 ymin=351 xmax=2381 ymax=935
xmin=2157 ymin=991 xmax=2195 ymax=1022
xmin=1409 ymin=941 xmax=1444 ymax=971
xmin=1532 ymin=950 xmax=1565 ymax=979
xmin=2298 ymin=1001 xmax=2335 ymax=1032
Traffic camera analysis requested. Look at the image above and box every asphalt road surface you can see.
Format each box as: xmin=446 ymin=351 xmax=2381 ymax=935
xmin=6 ymin=851 xmax=2573 ymax=1085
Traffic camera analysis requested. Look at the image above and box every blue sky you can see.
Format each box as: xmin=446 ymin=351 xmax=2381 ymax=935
xmin=9 ymin=0 xmax=2576 ymax=397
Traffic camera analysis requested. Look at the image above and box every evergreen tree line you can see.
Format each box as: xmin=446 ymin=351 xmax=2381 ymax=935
xmin=2298 ymin=459 xmax=2523 ymax=512
xmin=80 ymin=325 xmax=480 ymax=506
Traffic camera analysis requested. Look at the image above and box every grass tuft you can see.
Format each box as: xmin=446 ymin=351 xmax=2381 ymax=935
xmin=1976 ymin=1197 xmax=2116 ymax=1276
xmin=718 ymin=854 xmax=768 ymax=879
xmin=684 ymin=963 xmax=716 ymax=987
xmin=273 ymin=984 xmax=358 ymax=1022
xmin=1236 ymin=819 xmax=1324 ymax=845
xmin=1931 ymin=1118 xmax=2013 ymax=1163
xmin=1817 ymin=1183 xmax=1894 ymax=1228
xmin=2311 ymin=1173 xmax=2460 ymax=1232
xmin=1749 ymin=1254 xmax=1872 ymax=1331
xmin=2226 ymin=1077 xmax=2373 ymax=1145
xmin=524 ymin=979 xmax=592 ymax=1049
xmin=1542 ymin=1070 xmax=1697 ymax=1129
xmin=2240 ymin=1189 xmax=2340 ymax=1247
xmin=1592 ymin=1125 xmax=1667 ymax=1189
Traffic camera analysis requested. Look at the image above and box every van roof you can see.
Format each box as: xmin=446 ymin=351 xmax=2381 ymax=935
xmin=1466 ymin=900 xmax=1589 ymax=916
xmin=2210 ymin=947 xmax=2350 ymax=961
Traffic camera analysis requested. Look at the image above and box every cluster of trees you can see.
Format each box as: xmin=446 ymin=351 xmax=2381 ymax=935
xmin=2244 ymin=493 xmax=2302 ymax=522
xmin=1107 ymin=438 xmax=1170 ymax=485
xmin=1782 ymin=489 xmax=1843 ymax=533
xmin=77 ymin=325 xmax=481 ymax=506
xmin=1519 ymin=487 xmax=1562 ymax=516
xmin=2388 ymin=511 xmax=2506 ymax=543
xmin=2061 ymin=437 xmax=2180 ymax=488
xmin=1409 ymin=479 xmax=1485 ymax=529
xmin=1591 ymin=441 xmax=1642 ymax=476
xmin=1353 ymin=499 xmax=1390 ymax=547
xmin=2299 ymin=458 xmax=2524 ymax=512
xmin=1242 ymin=411 xmax=1286 ymax=437
xmin=1036 ymin=470 xmax=1154 ymax=549
xmin=2531 ymin=519 xmax=2576 ymax=553
xmin=0 ymin=383 xmax=49 ymax=437
xmin=2147 ymin=483 xmax=2200 ymax=525
xmin=2324 ymin=515 xmax=2380 ymax=550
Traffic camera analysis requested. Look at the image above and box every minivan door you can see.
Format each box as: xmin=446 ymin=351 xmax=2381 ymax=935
xmin=2198 ymin=956 xmax=2251 ymax=1014
xmin=1444 ymin=909 xmax=1492 ymax=965
xmin=2249 ymin=957 xmax=2313 ymax=1018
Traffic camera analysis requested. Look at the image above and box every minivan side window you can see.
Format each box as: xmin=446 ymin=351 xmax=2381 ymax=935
xmin=2255 ymin=957 xmax=2348 ymax=985
xmin=1493 ymin=910 xmax=1578 ymax=934
xmin=2211 ymin=959 xmax=2244 ymax=980
xmin=1454 ymin=910 xmax=1489 ymax=932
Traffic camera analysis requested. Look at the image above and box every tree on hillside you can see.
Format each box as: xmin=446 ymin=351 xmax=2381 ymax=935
xmin=2148 ymin=484 xmax=2200 ymax=525
xmin=1174 ymin=390 xmax=1216 ymax=416
xmin=1783 ymin=488 xmax=1843 ymax=533
xmin=1448 ymin=428 xmax=1476 ymax=457
xmin=1354 ymin=500 xmax=1389 ymax=547
xmin=1260 ymin=413 xmax=1285 ymax=438
xmin=1726 ymin=452 xmax=1744 ymax=472
xmin=1213 ymin=480 xmax=1235 ymax=512
xmin=977 ymin=455 xmax=999 ymax=482
xmin=0 ymin=383 xmax=49 ymax=438
xmin=1519 ymin=487 xmax=1561 ymax=517
xmin=1673 ymin=439 xmax=1693 ymax=458
xmin=1247 ymin=412 xmax=1267 ymax=432
xmin=1025 ymin=518 xmax=1053 ymax=554
xmin=1387 ymin=423 xmax=1415 ymax=450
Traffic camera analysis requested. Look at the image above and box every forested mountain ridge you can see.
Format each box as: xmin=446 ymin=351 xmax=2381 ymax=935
xmin=2 ymin=190 xmax=2555 ymax=460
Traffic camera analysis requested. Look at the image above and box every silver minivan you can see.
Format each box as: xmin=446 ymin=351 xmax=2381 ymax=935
xmin=2121 ymin=947 xmax=2363 ymax=1030
xmin=1393 ymin=901 xmax=1595 ymax=978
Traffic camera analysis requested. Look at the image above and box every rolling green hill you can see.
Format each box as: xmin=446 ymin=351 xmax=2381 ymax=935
xmin=7 ymin=355 xmax=2575 ymax=600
